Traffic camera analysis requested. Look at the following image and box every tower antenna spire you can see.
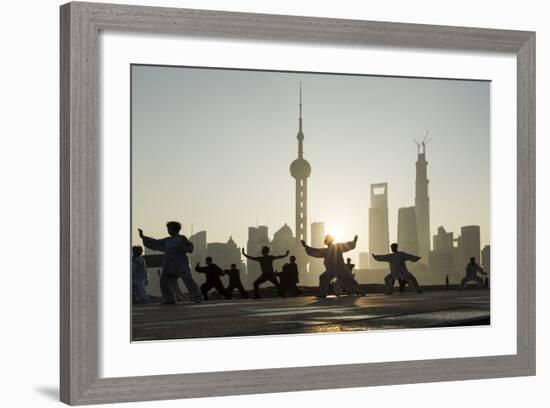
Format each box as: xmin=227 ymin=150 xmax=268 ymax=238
xmin=299 ymin=81 xmax=302 ymax=125
xmin=297 ymin=82 xmax=304 ymax=158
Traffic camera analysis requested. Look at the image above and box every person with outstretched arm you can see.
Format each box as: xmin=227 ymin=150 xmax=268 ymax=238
xmin=372 ymin=243 xmax=423 ymax=295
xmin=302 ymin=235 xmax=365 ymax=298
xmin=242 ymin=246 xmax=288 ymax=299
xmin=195 ymin=257 xmax=232 ymax=301
xmin=138 ymin=221 xmax=202 ymax=304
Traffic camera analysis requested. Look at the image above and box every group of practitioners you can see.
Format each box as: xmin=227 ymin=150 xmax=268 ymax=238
xmin=132 ymin=220 xmax=488 ymax=305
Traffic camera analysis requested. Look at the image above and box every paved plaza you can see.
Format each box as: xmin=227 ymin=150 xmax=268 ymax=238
xmin=132 ymin=290 xmax=490 ymax=341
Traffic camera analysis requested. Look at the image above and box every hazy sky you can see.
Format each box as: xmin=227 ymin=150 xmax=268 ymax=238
xmin=131 ymin=65 xmax=490 ymax=262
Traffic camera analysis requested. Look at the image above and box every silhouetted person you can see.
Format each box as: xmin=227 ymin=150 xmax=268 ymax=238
xmin=398 ymin=280 xmax=408 ymax=293
xmin=222 ymin=264 xmax=250 ymax=299
xmin=445 ymin=275 xmax=450 ymax=290
xmin=390 ymin=279 xmax=408 ymax=293
xmin=302 ymin=235 xmax=365 ymax=297
xmin=274 ymin=269 xmax=288 ymax=295
xmin=132 ymin=245 xmax=150 ymax=304
xmin=242 ymin=246 xmax=288 ymax=299
xmin=458 ymin=257 xmax=487 ymax=291
xmin=334 ymin=258 xmax=356 ymax=296
xmin=139 ymin=221 xmax=202 ymax=304
xmin=195 ymin=257 xmax=232 ymax=301
xmin=372 ymin=243 xmax=423 ymax=295
xmin=483 ymin=274 xmax=490 ymax=291
xmin=276 ymin=256 xmax=300 ymax=296
xmin=346 ymin=258 xmax=355 ymax=273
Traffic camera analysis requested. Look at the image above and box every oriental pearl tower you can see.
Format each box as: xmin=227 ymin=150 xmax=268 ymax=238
xmin=290 ymin=83 xmax=311 ymax=245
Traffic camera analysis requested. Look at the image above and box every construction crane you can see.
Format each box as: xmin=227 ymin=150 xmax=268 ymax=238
xmin=414 ymin=130 xmax=432 ymax=154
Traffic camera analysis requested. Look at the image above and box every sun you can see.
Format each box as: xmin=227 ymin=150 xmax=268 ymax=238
xmin=326 ymin=222 xmax=346 ymax=243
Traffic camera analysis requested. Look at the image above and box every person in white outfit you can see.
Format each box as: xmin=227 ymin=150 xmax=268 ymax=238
xmin=458 ymin=257 xmax=487 ymax=291
xmin=138 ymin=221 xmax=202 ymax=304
xmin=301 ymin=235 xmax=365 ymax=297
xmin=372 ymin=243 xmax=423 ymax=295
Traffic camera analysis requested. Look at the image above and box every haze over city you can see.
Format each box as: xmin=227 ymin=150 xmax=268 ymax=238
xmin=131 ymin=64 xmax=490 ymax=265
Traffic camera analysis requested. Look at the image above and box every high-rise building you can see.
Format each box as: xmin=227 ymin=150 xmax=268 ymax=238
xmin=458 ymin=225 xmax=481 ymax=267
xmin=368 ymin=182 xmax=389 ymax=267
xmin=481 ymin=244 xmax=491 ymax=275
xmin=415 ymin=139 xmax=431 ymax=262
xmin=432 ymin=226 xmax=453 ymax=252
xmin=359 ymin=252 xmax=370 ymax=270
xmin=289 ymin=83 xmax=311 ymax=276
xmin=429 ymin=226 xmax=455 ymax=282
xmin=397 ymin=206 xmax=419 ymax=255
xmin=309 ymin=221 xmax=325 ymax=285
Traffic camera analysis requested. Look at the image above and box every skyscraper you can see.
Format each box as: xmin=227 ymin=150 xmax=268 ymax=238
xmin=415 ymin=138 xmax=431 ymax=262
xmin=397 ymin=206 xmax=419 ymax=255
xmin=429 ymin=226 xmax=455 ymax=281
xmin=289 ymin=84 xmax=311 ymax=275
xmin=459 ymin=225 xmax=481 ymax=267
xmin=359 ymin=252 xmax=370 ymax=270
xmin=368 ymin=183 xmax=389 ymax=268
xmin=481 ymin=245 xmax=491 ymax=275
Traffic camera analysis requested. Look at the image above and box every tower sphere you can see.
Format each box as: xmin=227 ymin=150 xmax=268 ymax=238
xmin=290 ymin=158 xmax=311 ymax=179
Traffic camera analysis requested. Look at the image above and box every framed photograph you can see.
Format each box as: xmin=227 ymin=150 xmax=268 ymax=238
xmin=60 ymin=1 xmax=535 ymax=405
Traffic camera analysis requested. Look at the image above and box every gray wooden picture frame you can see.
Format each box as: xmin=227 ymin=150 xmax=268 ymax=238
xmin=60 ymin=1 xmax=536 ymax=405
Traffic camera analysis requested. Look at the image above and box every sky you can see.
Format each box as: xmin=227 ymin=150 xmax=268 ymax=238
xmin=131 ymin=64 xmax=490 ymax=263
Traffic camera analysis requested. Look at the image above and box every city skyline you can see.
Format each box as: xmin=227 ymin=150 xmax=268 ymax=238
xmin=131 ymin=64 xmax=491 ymax=264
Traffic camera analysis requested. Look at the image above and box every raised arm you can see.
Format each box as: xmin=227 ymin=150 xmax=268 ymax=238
xmin=241 ymin=248 xmax=260 ymax=261
xmin=337 ymin=235 xmax=358 ymax=253
xmin=139 ymin=229 xmax=166 ymax=252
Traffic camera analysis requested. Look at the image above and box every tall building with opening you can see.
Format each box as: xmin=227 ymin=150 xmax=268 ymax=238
xmin=415 ymin=140 xmax=431 ymax=262
xmin=289 ymin=84 xmax=311 ymax=275
xmin=369 ymin=182 xmax=389 ymax=267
